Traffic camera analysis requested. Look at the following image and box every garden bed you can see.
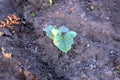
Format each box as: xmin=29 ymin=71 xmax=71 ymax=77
xmin=0 ymin=0 xmax=120 ymax=80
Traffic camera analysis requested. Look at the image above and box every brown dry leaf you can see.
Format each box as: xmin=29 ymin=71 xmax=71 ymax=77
xmin=3 ymin=53 xmax=12 ymax=59
xmin=1 ymin=47 xmax=12 ymax=59
xmin=9 ymin=14 xmax=21 ymax=25
xmin=19 ymin=68 xmax=37 ymax=80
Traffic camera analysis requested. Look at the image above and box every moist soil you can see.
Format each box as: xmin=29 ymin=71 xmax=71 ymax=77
xmin=0 ymin=0 xmax=120 ymax=80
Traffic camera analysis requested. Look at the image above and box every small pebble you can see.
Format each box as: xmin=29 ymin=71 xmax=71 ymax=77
xmin=106 ymin=17 xmax=109 ymax=20
xmin=89 ymin=64 xmax=96 ymax=70
xmin=81 ymin=73 xmax=88 ymax=79
xmin=105 ymin=71 xmax=113 ymax=77
xmin=77 ymin=61 xmax=80 ymax=64
xmin=110 ymin=50 xmax=115 ymax=53
xmin=86 ymin=44 xmax=90 ymax=48
xmin=12 ymin=30 xmax=15 ymax=34
xmin=90 ymin=6 xmax=94 ymax=10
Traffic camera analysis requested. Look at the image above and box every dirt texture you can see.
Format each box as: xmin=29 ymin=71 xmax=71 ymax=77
xmin=0 ymin=0 xmax=120 ymax=80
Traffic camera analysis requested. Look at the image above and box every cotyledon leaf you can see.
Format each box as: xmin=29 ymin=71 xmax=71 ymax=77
xmin=43 ymin=25 xmax=54 ymax=40
xmin=59 ymin=25 xmax=69 ymax=32
xmin=52 ymin=28 xmax=62 ymax=37
xmin=53 ymin=30 xmax=77 ymax=53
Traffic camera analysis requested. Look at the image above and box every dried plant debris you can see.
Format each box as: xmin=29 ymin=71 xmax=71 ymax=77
xmin=0 ymin=14 xmax=33 ymax=30
xmin=19 ymin=68 xmax=37 ymax=80
xmin=0 ymin=14 xmax=21 ymax=29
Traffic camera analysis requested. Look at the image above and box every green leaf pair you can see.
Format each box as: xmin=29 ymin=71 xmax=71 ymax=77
xmin=43 ymin=25 xmax=77 ymax=53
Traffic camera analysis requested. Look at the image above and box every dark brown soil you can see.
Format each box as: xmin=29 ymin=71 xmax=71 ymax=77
xmin=0 ymin=0 xmax=120 ymax=80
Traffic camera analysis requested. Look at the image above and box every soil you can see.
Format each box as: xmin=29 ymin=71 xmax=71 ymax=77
xmin=0 ymin=0 xmax=120 ymax=80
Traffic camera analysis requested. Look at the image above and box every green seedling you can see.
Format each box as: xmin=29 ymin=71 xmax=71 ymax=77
xmin=30 ymin=12 xmax=35 ymax=17
xmin=49 ymin=0 xmax=53 ymax=5
xmin=43 ymin=25 xmax=77 ymax=53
